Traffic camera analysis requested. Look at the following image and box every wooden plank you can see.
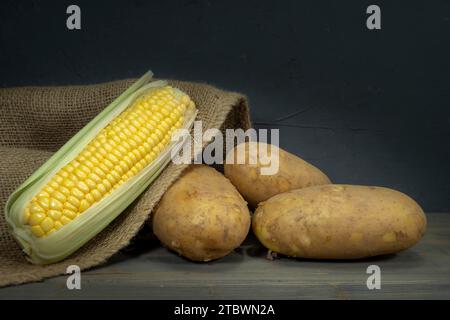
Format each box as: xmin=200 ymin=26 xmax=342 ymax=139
xmin=0 ymin=213 xmax=449 ymax=299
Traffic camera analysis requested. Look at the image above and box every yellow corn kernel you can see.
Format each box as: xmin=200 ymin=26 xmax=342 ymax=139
xmin=37 ymin=196 xmax=50 ymax=210
xmin=29 ymin=212 xmax=45 ymax=226
xmin=30 ymin=225 xmax=45 ymax=237
xmin=60 ymin=216 xmax=71 ymax=225
xmin=77 ymin=181 xmax=90 ymax=193
xmin=54 ymin=221 xmax=63 ymax=230
xmin=48 ymin=210 xmax=62 ymax=220
xmin=71 ymin=188 xmax=85 ymax=200
xmin=29 ymin=203 xmax=44 ymax=215
xmin=23 ymin=208 xmax=31 ymax=224
xmin=79 ymin=200 xmax=90 ymax=213
xmin=52 ymin=191 xmax=67 ymax=203
xmin=66 ymin=196 xmax=80 ymax=208
xmin=40 ymin=217 xmax=54 ymax=233
xmin=59 ymin=186 xmax=71 ymax=197
xmin=91 ymin=189 xmax=102 ymax=201
xmin=85 ymin=193 xmax=95 ymax=204
xmin=64 ymin=201 xmax=78 ymax=212
xmin=49 ymin=198 xmax=63 ymax=211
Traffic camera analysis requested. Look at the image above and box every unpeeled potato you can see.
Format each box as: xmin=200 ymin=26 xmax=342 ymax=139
xmin=224 ymin=142 xmax=331 ymax=207
xmin=152 ymin=165 xmax=251 ymax=261
xmin=253 ymin=184 xmax=427 ymax=259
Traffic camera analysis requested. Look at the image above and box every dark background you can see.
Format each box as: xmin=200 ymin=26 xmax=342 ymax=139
xmin=0 ymin=0 xmax=449 ymax=211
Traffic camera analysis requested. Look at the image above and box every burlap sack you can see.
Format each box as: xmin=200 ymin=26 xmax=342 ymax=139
xmin=0 ymin=78 xmax=251 ymax=287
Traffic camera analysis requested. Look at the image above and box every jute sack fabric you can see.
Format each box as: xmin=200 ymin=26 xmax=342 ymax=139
xmin=0 ymin=78 xmax=251 ymax=287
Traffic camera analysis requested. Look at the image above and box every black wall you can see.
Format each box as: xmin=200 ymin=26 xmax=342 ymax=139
xmin=1 ymin=0 xmax=449 ymax=211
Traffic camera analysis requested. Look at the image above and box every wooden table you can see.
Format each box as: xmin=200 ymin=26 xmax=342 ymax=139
xmin=1 ymin=213 xmax=449 ymax=299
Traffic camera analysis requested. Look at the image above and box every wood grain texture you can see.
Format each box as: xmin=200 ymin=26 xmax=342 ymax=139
xmin=0 ymin=213 xmax=449 ymax=300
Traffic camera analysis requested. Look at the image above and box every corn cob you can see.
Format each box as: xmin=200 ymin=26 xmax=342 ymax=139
xmin=5 ymin=71 xmax=197 ymax=264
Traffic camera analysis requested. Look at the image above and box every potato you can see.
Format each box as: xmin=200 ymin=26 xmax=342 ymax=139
xmin=224 ymin=142 xmax=331 ymax=207
xmin=253 ymin=185 xmax=426 ymax=259
xmin=152 ymin=165 xmax=251 ymax=261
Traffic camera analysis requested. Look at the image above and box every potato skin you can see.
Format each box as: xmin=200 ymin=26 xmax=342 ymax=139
xmin=152 ymin=165 xmax=250 ymax=261
xmin=224 ymin=142 xmax=331 ymax=208
xmin=253 ymin=185 xmax=427 ymax=259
